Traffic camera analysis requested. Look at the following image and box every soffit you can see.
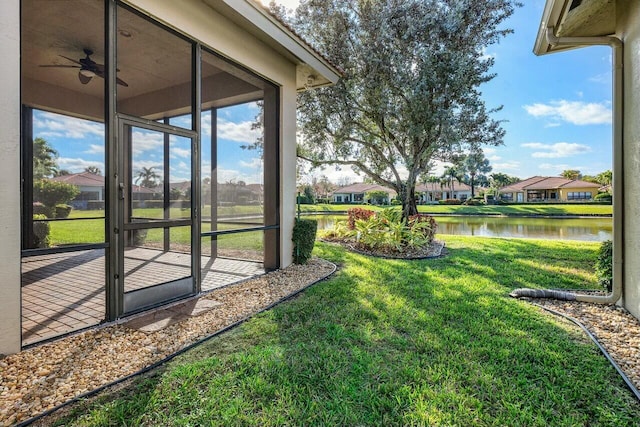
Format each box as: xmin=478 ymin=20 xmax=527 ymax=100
xmin=201 ymin=0 xmax=341 ymax=90
xmin=534 ymin=0 xmax=616 ymax=55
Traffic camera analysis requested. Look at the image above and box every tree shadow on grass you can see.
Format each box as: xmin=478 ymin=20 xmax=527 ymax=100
xmin=42 ymin=239 xmax=639 ymax=426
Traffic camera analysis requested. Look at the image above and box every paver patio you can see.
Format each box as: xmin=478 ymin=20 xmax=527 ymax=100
xmin=21 ymin=248 xmax=265 ymax=346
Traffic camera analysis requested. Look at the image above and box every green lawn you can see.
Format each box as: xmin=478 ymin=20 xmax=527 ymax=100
xmin=48 ymin=208 xmax=264 ymax=249
xmin=301 ymin=203 xmax=613 ymax=216
xmin=49 ymin=236 xmax=640 ymax=426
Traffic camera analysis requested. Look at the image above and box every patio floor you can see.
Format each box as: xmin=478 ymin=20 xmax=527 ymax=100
xmin=21 ymin=248 xmax=265 ymax=346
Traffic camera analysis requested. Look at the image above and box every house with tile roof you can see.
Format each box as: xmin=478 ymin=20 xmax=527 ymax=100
xmin=331 ymin=183 xmax=397 ymax=205
xmin=499 ymin=176 xmax=602 ymax=203
xmin=416 ymin=182 xmax=472 ymax=203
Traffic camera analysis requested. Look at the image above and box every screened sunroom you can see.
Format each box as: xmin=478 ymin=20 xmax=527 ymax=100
xmin=4 ymin=0 xmax=340 ymax=350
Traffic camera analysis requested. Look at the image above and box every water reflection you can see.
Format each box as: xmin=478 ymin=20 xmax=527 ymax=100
xmin=308 ymin=215 xmax=612 ymax=242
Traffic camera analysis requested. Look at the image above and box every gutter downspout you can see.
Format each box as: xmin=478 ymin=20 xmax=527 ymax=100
xmin=511 ymin=27 xmax=623 ymax=304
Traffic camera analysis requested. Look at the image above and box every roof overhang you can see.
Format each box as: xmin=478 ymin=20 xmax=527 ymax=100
xmin=533 ymin=0 xmax=616 ymax=55
xmin=203 ymin=0 xmax=342 ymax=90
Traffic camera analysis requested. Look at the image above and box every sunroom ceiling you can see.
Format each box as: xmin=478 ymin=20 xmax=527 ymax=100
xmin=22 ymin=0 xmax=263 ymax=121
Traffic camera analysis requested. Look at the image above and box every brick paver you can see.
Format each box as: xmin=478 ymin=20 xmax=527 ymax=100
xmin=21 ymin=249 xmax=265 ymax=346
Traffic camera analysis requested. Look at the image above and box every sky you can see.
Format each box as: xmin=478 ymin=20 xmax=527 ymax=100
xmin=34 ymin=0 xmax=613 ymax=187
xmin=268 ymin=0 xmax=613 ymax=184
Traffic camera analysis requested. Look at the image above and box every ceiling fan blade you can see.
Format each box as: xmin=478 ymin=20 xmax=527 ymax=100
xmin=116 ymin=76 xmax=129 ymax=87
xmin=59 ymin=55 xmax=82 ymax=65
xmin=78 ymin=71 xmax=92 ymax=85
xmin=39 ymin=64 xmax=80 ymax=68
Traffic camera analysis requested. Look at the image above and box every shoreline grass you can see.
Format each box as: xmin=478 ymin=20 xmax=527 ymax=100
xmin=47 ymin=236 xmax=640 ymax=426
xmin=302 ymin=203 xmax=612 ymax=216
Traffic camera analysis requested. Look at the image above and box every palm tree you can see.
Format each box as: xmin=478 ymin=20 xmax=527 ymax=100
xmin=33 ymin=137 xmax=59 ymax=179
xmin=85 ymin=166 xmax=102 ymax=175
xmin=560 ymin=169 xmax=582 ymax=180
xmin=135 ymin=167 xmax=161 ymax=188
xmin=463 ymin=151 xmax=492 ymax=197
xmin=440 ymin=166 xmax=463 ymax=199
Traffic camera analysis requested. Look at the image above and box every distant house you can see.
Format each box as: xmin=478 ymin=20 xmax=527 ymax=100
xmin=331 ymin=183 xmax=396 ymax=204
xmin=51 ymin=172 xmax=105 ymax=209
xmin=416 ymin=182 xmax=472 ymax=203
xmin=51 ymin=171 xmax=159 ymax=209
xmin=499 ymin=176 xmax=601 ymax=203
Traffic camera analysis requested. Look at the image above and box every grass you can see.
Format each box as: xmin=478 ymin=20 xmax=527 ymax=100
xmin=49 ymin=236 xmax=640 ymax=426
xmin=301 ymin=203 xmax=613 ymax=216
xmin=47 ymin=208 xmax=264 ymax=249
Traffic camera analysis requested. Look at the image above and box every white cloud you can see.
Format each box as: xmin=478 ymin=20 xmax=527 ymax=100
xmin=58 ymin=157 xmax=105 ymax=173
xmin=170 ymin=147 xmax=191 ymax=158
xmin=218 ymin=167 xmax=262 ymax=184
xmin=239 ymin=157 xmax=263 ymax=169
xmin=84 ymin=144 xmax=105 ymax=154
xmin=521 ymin=142 xmax=591 ymax=158
xmin=523 ymin=100 xmax=611 ymax=125
xmin=34 ymin=111 xmax=105 ymax=139
xmin=217 ymin=119 xmax=261 ymax=144
xmin=131 ymin=131 xmax=163 ymax=155
xmin=492 ymin=161 xmax=521 ymax=171
xmin=537 ymin=162 xmax=586 ymax=172
xmin=589 ymin=73 xmax=610 ymax=84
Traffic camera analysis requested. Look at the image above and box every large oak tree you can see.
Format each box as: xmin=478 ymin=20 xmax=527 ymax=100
xmin=292 ymin=0 xmax=519 ymax=218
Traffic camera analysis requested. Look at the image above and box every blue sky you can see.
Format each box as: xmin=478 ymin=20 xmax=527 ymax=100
xmin=34 ymin=0 xmax=613 ymax=186
xmin=33 ymin=102 xmax=263 ymax=185
xmin=273 ymin=0 xmax=613 ymax=183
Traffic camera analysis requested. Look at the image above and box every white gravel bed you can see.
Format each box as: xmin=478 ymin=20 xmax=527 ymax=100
xmin=0 ymin=258 xmax=335 ymax=427
xmin=527 ymin=298 xmax=640 ymax=394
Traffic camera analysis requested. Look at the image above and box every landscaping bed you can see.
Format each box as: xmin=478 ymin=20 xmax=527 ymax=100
xmin=0 ymin=259 xmax=335 ymax=426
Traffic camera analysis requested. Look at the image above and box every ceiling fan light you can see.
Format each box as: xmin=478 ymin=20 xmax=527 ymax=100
xmin=79 ymin=69 xmax=96 ymax=78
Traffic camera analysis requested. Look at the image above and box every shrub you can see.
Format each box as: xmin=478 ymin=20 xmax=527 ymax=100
xmin=594 ymin=193 xmax=612 ymax=203
xmin=293 ymin=218 xmax=317 ymax=264
xmin=32 ymin=214 xmax=50 ymax=248
xmin=33 ymin=202 xmax=48 ymax=216
xmin=87 ymin=200 xmax=105 ymax=210
xmin=55 ymin=204 xmax=72 ymax=218
xmin=408 ymin=214 xmax=437 ymax=244
xmin=464 ymin=199 xmax=484 ymax=206
xmin=33 ymin=179 xmax=80 ymax=217
xmin=351 ymin=211 xmax=437 ymax=252
xmin=347 ymin=208 xmax=375 ymax=230
xmin=390 ymin=199 xmax=401 ymax=205
xmin=439 ymin=199 xmax=462 ymax=205
xmin=596 ymin=240 xmax=613 ymax=292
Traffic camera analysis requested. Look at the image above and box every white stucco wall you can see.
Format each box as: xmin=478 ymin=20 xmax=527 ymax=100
xmin=126 ymin=0 xmax=299 ymax=267
xmin=620 ymin=0 xmax=640 ymax=319
xmin=0 ymin=0 xmax=22 ymax=355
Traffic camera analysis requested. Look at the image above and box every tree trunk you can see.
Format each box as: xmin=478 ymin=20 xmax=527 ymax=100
xmin=470 ymin=175 xmax=475 ymax=198
xmin=400 ymin=183 xmax=418 ymax=220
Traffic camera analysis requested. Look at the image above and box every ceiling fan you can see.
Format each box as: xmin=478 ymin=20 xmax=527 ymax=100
xmin=40 ymin=48 xmax=128 ymax=87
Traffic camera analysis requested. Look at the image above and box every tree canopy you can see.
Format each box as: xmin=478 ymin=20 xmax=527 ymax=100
xmin=33 ymin=137 xmax=59 ymax=179
xmin=463 ymin=150 xmax=492 ymax=197
xmin=293 ymin=0 xmax=519 ymax=217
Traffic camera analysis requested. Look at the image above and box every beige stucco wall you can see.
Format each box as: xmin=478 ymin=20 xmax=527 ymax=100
xmin=126 ymin=0 xmax=298 ymax=267
xmin=0 ymin=0 xmax=22 ymax=355
xmin=619 ymin=0 xmax=640 ymax=319
xmin=557 ymin=187 xmax=598 ymax=201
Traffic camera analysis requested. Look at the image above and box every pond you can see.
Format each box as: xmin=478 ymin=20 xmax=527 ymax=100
xmin=305 ymin=214 xmax=613 ymax=242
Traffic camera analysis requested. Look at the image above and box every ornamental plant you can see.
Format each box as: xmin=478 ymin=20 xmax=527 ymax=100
xmin=329 ymin=208 xmax=437 ymax=254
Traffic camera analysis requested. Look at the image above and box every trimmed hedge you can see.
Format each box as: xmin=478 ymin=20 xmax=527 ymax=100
xmin=55 ymin=204 xmax=73 ymax=218
xmin=439 ymin=199 xmax=462 ymax=205
xmin=292 ymin=218 xmax=317 ymax=264
xmin=33 ymin=214 xmax=50 ymax=248
xmin=596 ymin=240 xmax=613 ymax=292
